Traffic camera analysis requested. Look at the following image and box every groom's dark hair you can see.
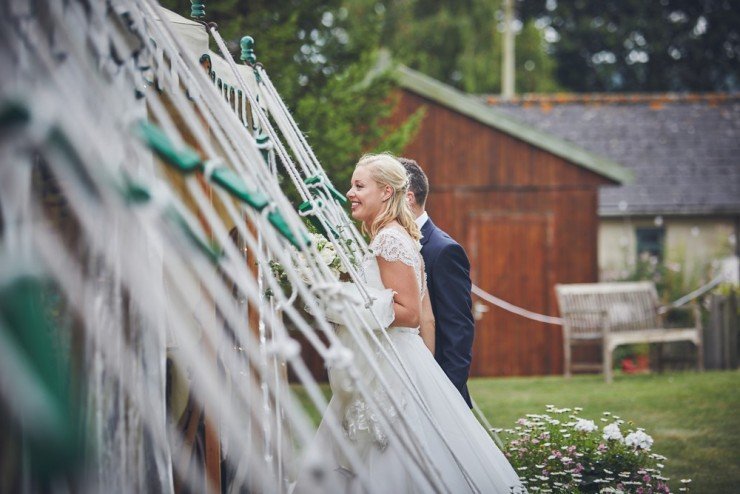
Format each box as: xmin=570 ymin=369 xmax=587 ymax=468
xmin=399 ymin=157 xmax=429 ymax=208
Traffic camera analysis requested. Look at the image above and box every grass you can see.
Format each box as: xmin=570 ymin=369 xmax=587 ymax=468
xmin=294 ymin=370 xmax=739 ymax=493
xmin=468 ymin=370 xmax=740 ymax=493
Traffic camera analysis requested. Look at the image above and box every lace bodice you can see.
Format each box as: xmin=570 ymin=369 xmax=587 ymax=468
xmin=365 ymin=226 xmax=425 ymax=298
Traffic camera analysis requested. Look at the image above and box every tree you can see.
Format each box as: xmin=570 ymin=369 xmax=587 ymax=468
xmin=377 ymin=0 xmax=561 ymax=94
xmin=518 ymin=0 xmax=740 ymax=92
xmin=158 ymin=0 xmax=422 ymax=192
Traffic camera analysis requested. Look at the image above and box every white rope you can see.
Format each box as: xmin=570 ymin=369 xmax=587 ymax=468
xmin=473 ymin=271 xmax=727 ymax=326
xmin=135 ymin=8 xmax=434 ymax=491
xmin=22 ymin=1 xmax=368 ymax=490
xmin=206 ymin=27 xmax=480 ymax=493
xmin=661 ymin=273 xmax=726 ymax=312
xmin=472 ymin=284 xmax=565 ymax=325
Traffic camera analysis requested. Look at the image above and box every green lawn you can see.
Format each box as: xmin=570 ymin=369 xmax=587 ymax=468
xmin=468 ymin=370 xmax=740 ymax=494
xmin=294 ymin=370 xmax=739 ymax=493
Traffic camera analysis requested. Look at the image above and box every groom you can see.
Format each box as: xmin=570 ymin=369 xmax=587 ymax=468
xmin=400 ymin=158 xmax=475 ymax=408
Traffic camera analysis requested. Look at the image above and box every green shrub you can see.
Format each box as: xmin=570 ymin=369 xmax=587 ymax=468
xmin=499 ymin=405 xmax=691 ymax=493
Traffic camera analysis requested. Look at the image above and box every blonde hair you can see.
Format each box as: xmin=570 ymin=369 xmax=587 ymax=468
xmin=355 ymin=153 xmax=421 ymax=241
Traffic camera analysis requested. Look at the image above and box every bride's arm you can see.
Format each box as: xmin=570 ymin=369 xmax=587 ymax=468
xmin=377 ymin=257 xmax=421 ymax=328
xmin=420 ymin=292 xmax=435 ymax=353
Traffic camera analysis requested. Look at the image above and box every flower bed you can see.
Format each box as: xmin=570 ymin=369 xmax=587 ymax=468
xmin=498 ymin=405 xmax=691 ymax=493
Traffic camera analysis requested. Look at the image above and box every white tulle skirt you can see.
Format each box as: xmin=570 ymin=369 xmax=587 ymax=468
xmin=294 ymin=327 xmax=524 ymax=494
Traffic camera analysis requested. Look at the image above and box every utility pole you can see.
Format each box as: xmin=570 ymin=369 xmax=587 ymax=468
xmin=502 ymin=0 xmax=515 ymax=99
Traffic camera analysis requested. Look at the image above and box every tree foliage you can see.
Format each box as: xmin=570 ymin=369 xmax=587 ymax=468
xmin=377 ymin=0 xmax=561 ymax=94
xmin=518 ymin=0 xmax=740 ymax=92
xmin=158 ymin=0 xmax=422 ymax=192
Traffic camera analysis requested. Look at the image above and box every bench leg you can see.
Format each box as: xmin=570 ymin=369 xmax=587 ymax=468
xmin=564 ymin=340 xmax=572 ymax=378
xmin=696 ymin=338 xmax=704 ymax=372
xmin=603 ymin=342 xmax=613 ymax=383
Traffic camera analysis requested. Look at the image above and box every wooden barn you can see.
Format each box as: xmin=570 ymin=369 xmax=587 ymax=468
xmin=388 ymin=66 xmax=632 ymax=377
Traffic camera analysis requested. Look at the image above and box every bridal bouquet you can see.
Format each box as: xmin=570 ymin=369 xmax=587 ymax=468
xmin=499 ymin=405 xmax=691 ymax=493
xmin=266 ymin=232 xmax=358 ymax=297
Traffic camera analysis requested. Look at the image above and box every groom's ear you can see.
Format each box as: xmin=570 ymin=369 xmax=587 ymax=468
xmin=406 ymin=190 xmax=415 ymax=206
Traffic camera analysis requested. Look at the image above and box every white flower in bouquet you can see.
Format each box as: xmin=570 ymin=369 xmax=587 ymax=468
xmin=603 ymin=422 xmax=624 ymax=442
xmin=313 ymin=233 xmax=337 ymax=266
xmin=292 ymin=251 xmax=314 ymax=285
xmin=574 ymin=418 xmax=597 ymax=433
xmin=624 ymin=429 xmax=654 ymax=450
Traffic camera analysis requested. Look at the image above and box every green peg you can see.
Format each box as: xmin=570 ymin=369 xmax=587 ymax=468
xmin=136 ymin=121 xmax=202 ymax=173
xmin=240 ymin=36 xmax=256 ymax=65
xmin=208 ymin=166 xmax=270 ymax=211
xmin=304 ymin=174 xmax=348 ymax=205
xmin=166 ymin=209 xmax=223 ymax=263
xmin=298 ymin=200 xmax=339 ymax=239
xmin=190 ymin=1 xmax=206 ymax=19
xmin=120 ymin=175 xmax=152 ymax=204
xmin=48 ymin=127 xmax=100 ymax=198
xmin=267 ymin=209 xmax=311 ymax=250
xmin=255 ymin=130 xmax=271 ymax=163
xmin=0 ymin=275 xmax=84 ymax=477
xmin=199 ymin=53 xmax=212 ymax=74
xmin=0 ymin=100 xmax=31 ymax=129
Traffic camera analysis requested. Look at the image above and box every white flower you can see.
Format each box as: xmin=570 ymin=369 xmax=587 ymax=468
xmin=602 ymin=422 xmax=623 ymax=442
xmin=337 ymin=258 xmax=348 ymax=273
xmin=319 ymin=243 xmax=336 ymax=266
xmin=290 ymin=250 xmax=314 ymax=284
xmin=624 ymin=429 xmax=654 ymax=450
xmin=574 ymin=418 xmax=598 ymax=433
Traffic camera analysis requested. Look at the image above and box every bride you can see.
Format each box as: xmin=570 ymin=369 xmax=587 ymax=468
xmin=295 ymin=154 xmax=524 ymax=493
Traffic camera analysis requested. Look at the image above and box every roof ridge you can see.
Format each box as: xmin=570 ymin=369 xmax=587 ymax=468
xmin=392 ymin=65 xmax=632 ymax=184
xmin=485 ymin=92 xmax=740 ymax=107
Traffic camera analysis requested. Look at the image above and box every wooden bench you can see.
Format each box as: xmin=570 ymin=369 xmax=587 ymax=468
xmin=555 ymin=281 xmax=703 ymax=382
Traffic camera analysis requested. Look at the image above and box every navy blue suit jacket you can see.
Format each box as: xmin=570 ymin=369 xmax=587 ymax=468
xmin=420 ymin=218 xmax=475 ymax=408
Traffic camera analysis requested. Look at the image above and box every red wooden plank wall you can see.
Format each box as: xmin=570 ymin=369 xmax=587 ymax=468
xmin=292 ymin=89 xmax=612 ymax=380
xmin=388 ymin=90 xmax=610 ymax=376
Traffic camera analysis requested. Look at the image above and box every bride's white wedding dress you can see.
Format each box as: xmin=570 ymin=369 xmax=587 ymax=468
xmin=296 ymin=226 xmax=524 ymax=493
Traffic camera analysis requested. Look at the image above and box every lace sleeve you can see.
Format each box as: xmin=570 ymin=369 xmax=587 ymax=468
xmin=370 ymin=228 xmax=418 ymax=268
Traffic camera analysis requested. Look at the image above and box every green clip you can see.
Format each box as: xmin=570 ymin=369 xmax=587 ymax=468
xmin=167 ymin=209 xmax=222 ymax=263
xmin=255 ymin=130 xmax=271 ymax=163
xmin=199 ymin=53 xmax=212 ymax=73
xmin=304 ymin=174 xmax=347 ymax=204
xmin=0 ymin=276 xmax=83 ymax=477
xmin=267 ymin=210 xmax=310 ymax=250
xmin=48 ymin=127 xmax=100 ymax=198
xmin=0 ymin=100 xmax=31 ymax=129
xmin=136 ymin=121 xmax=202 ymax=173
xmin=298 ymin=200 xmax=339 ymax=239
xmin=208 ymin=166 xmax=269 ymax=211
xmin=240 ymin=36 xmax=256 ymax=65
xmin=120 ymin=176 xmax=152 ymax=204
xmin=190 ymin=1 xmax=206 ymax=19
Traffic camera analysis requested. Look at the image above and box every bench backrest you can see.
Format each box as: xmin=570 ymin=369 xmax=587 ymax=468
xmin=555 ymin=281 xmax=662 ymax=337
